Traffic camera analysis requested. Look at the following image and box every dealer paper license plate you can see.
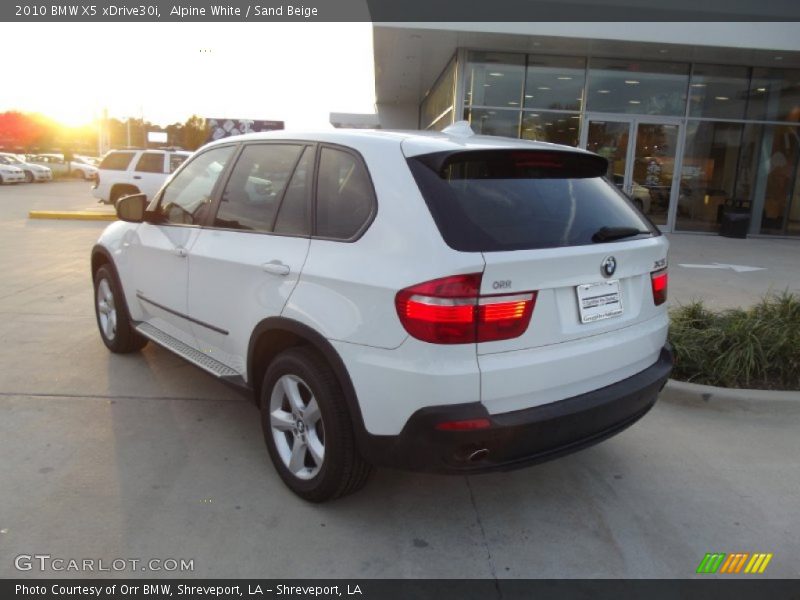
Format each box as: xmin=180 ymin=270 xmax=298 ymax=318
xmin=576 ymin=280 xmax=623 ymax=323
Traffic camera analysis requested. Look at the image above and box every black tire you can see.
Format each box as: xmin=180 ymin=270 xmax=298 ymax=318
xmin=110 ymin=186 xmax=139 ymax=206
xmin=24 ymin=171 xmax=34 ymax=183
xmin=260 ymin=347 xmax=372 ymax=502
xmin=0 ymin=174 xmax=4 ymax=185
xmin=93 ymin=264 xmax=148 ymax=353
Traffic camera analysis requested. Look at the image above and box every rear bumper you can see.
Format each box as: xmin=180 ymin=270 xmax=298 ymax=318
xmin=363 ymin=345 xmax=673 ymax=473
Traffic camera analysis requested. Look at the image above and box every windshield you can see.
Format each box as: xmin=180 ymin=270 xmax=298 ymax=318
xmin=407 ymin=149 xmax=655 ymax=252
xmin=0 ymin=155 xmax=23 ymax=165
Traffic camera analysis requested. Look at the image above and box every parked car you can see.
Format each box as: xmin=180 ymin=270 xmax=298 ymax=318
xmin=0 ymin=161 xmax=25 ymax=184
xmin=92 ymin=148 xmax=191 ymax=205
xmin=0 ymin=152 xmax=53 ymax=182
xmin=75 ymin=154 xmax=100 ymax=166
xmin=27 ymin=154 xmax=98 ymax=180
xmin=611 ymin=173 xmax=652 ymax=213
xmin=91 ymin=124 xmax=672 ymax=502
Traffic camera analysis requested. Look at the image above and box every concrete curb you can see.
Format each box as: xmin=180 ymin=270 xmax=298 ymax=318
xmin=29 ymin=211 xmax=116 ymax=222
xmin=664 ymin=378 xmax=800 ymax=407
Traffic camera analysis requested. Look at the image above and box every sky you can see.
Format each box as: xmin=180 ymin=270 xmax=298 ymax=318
xmin=0 ymin=22 xmax=376 ymax=129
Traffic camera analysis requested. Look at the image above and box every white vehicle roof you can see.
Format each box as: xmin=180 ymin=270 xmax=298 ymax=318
xmin=201 ymin=125 xmax=596 ymax=159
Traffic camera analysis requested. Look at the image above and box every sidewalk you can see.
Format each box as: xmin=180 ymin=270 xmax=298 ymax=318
xmin=667 ymin=233 xmax=800 ymax=309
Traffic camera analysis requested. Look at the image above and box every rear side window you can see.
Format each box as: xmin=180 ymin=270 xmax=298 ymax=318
xmin=135 ymin=152 xmax=165 ymax=174
xmin=407 ymin=150 xmax=654 ymax=252
xmin=99 ymin=152 xmax=134 ymax=171
xmin=315 ymin=147 xmax=375 ymax=240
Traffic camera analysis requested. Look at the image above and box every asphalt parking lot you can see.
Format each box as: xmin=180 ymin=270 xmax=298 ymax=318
xmin=0 ymin=181 xmax=798 ymax=579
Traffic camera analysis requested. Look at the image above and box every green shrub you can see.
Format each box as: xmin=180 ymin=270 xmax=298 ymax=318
xmin=668 ymin=292 xmax=800 ymax=390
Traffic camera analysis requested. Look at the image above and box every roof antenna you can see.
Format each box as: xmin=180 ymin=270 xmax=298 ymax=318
xmin=442 ymin=121 xmax=475 ymax=137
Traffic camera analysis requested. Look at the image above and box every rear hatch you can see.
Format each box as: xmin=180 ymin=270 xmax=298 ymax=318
xmin=405 ymin=147 xmax=669 ymax=356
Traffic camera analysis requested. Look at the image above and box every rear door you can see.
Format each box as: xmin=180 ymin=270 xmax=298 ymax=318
xmin=406 ymin=147 xmax=669 ymax=413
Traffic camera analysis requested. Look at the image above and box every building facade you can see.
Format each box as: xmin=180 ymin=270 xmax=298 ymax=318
xmin=373 ymin=23 xmax=800 ymax=237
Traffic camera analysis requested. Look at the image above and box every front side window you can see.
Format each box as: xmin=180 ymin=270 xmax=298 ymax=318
xmin=315 ymin=147 xmax=375 ymax=239
xmin=214 ymin=144 xmax=305 ymax=232
xmin=99 ymin=152 xmax=134 ymax=171
xmin=135 ymin=152 xmax=165 ymax=174
xmin=158 ymin=145 xmax=235 ymax=225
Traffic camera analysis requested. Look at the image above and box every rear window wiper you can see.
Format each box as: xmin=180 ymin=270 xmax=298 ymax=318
xmin=591 ymin=226 xmax=651 ymax=243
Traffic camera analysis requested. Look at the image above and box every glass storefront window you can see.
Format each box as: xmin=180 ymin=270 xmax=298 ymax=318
xmin=688 ymin=64 xmax=750 ymax=120
xmin=755 ymin=124 xmax=800 ymax=235
xmin=676 ymin=121 xmax=747 ymax=233
xmin=587 ymin=58 xmax=689 ymax=116
xmin=465 ymin=108 xmax=520 ymax=137
xmin=747 ymin=68 xmax=800 ymax=123
xmin=421 ymin=56 xmax=456 ymax=130
xmin=524 ymin=56 xmax=586 ymax=111
xmin=464 ymin=51 xmax=525 ymax=108
xmin=521 ymin=111 xmax=580 ymax=146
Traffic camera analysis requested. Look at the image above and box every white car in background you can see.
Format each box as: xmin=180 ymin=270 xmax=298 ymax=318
xmin=0 ymin=161 xmax=25 ymax=184
xmin=0 ymin=153 xmax=53 ymax=182
xmin=27 ymin=154 xmax=98 ymax=180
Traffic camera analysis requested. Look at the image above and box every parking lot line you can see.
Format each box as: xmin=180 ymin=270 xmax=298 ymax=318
xmin=28 ymin=210 xmax=116 ymax=221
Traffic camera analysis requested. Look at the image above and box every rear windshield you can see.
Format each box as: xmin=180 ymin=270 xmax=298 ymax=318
xmin=407 ymin=150 xmax=655 ymax=252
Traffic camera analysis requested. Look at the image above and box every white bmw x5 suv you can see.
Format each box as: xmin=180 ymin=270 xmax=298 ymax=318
xmin=91 ymin=124 xmax=672 ymax=502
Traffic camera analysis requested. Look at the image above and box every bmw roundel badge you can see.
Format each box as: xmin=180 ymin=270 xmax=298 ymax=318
xmin=601 ymin=256 xmax=617 ymax=278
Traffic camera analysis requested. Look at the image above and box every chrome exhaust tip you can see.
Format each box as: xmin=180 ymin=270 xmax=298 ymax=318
xmin=467 ymin=448 xmax=490 ymax=462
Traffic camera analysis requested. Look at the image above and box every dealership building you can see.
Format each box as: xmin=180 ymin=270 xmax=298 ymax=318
xmin=370 ymin=23 xmax=800 ymax=237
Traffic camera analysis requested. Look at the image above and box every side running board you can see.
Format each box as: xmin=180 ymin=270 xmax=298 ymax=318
xmin=136 ymin=322 xmax=245 ymax=384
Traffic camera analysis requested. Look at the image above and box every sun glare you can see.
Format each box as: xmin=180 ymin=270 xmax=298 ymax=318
xmin=0 ymin=22 xmax=376 ymax=130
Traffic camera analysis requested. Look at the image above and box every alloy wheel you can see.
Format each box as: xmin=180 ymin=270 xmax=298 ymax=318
xmin=96 ymin=278 xmax=117 ymax=342
xmin=269 ymin=374 xmax=325 ymax=480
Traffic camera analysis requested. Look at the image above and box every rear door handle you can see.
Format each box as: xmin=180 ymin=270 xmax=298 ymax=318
xmin=261 ymin=261 xmax=290 ymax=276
xmin=133 ymin=175 xmax=142 ymax=180
xmin=174 ymin=246 xmax=188 ymax=258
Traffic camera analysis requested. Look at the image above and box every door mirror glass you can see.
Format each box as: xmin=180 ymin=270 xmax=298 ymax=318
xmin=116 ymin=193 xmax=147 ymax=222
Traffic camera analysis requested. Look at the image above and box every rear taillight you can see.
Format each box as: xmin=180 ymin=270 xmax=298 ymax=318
xmin=395 ymin=273 xmax=536 ymax=344
xmin=651 ymin=269 xmax=668 ymax=306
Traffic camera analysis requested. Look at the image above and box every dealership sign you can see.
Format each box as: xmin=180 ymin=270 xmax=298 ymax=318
xmin=206 ymin=118 xmax=284 ymax=142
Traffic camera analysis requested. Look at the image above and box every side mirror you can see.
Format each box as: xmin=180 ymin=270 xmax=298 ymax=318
xmin=116 ymin=193 xmax=148 ymax=223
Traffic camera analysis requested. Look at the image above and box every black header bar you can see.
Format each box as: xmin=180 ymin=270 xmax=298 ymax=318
xmin=2 ymin=0 xmax=800 ymax=22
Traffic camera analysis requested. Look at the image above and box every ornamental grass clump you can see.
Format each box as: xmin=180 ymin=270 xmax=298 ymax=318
xmin=668 ymin=292 xmax=800 ymax=390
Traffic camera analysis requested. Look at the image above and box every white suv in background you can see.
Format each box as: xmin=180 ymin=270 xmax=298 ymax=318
xmin=92 ymin=148 xmax=190 ymax=205
xmin=90 ymin=125 xmax=672 ymax=502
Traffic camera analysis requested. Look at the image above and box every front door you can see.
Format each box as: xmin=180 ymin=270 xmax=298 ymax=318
xmin=127 ymin=144 xmax=238 ymax=347
xmin=581 ymin=115 xmax=682 ymax=231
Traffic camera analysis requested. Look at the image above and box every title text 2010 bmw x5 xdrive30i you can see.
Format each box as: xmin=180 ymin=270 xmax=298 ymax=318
xmin=91 ymin=124 xmax=672 ymax=502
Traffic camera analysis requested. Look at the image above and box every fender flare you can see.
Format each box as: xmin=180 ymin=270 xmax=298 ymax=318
xmin=247 ymin=317 xmax=371 ymax=451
